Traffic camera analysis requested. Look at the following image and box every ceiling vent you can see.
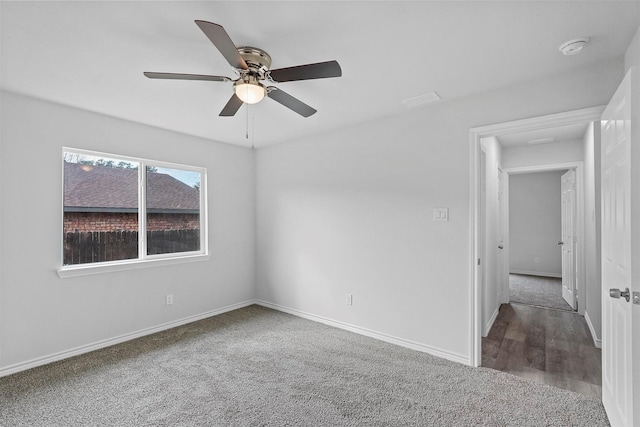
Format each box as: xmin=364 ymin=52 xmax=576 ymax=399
xmin=559 ymin=38 xmax=590 ymax=56
xmin=527 ymin=137 xmax=555 ymax=145
xmin=402 ymin=91 xmax=441 ymax=107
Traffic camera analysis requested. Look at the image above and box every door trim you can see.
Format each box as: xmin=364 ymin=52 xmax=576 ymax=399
xmin=468 ymin=106 xmax=605 ymax=367
xmin=504 ymin=164 xmax=583 ymax=311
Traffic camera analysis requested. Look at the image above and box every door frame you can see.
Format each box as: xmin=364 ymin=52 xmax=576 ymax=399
xmin=497 ymin=166 xmax=505 ymax=306
xmin=468 ymin=106 xmax=604 ymax=367
xmin=503 ymin=163 xmax=583 ymax=309
xmin=479 ymin=147 xmax=487 ymax=333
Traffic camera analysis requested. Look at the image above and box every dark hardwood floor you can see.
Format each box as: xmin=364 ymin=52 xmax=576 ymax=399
xmin=482 ymin=302 xmax=602 ymax=400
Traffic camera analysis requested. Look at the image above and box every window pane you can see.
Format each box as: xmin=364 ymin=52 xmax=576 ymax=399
xmin=63 ymin=153 xmax=139 ymax=265
xmin=146 ymin=166 xmax=201 ymax=255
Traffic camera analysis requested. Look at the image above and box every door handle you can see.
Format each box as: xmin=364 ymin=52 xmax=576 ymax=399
xmin=609 ymin=287 xmax=631 ymax=302
xmin=557 ymin=241 xmax=564 ymax=245
xmin=498 ymin=245 xmax=504 ymax=249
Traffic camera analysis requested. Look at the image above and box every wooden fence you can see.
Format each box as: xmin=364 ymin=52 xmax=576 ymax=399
xmin=63 ymin=229 xmax=200 ymax=265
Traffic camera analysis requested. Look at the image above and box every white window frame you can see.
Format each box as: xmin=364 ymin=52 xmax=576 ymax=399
xmin=58 ymin=148 xmax=208 ymax=278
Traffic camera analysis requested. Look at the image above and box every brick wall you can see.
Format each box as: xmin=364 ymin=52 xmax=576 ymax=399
xmin=147 ymin=213 xmax=200 ymax=231
xmin=64 ymin=212 xmax=199 ymax=233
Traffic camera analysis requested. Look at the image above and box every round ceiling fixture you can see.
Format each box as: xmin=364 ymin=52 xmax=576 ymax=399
xmin=559 ymin=38 xmax=590 ymax=56
xmin=234 ymin=80 xmax=266 ymax=104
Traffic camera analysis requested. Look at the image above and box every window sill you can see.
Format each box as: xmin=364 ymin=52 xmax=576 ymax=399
xmin=57 ymin=254 xmax=210 ymax=278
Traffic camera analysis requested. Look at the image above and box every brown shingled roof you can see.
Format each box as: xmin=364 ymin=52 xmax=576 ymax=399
xmin=64 ymin=162 xmax=199 ymax=212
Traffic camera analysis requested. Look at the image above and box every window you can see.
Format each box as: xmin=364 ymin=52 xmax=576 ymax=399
xmin=62 ymin=149 xmax=206 ymax=272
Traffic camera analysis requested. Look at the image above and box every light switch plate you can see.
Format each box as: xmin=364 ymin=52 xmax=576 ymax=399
xmin=434 ymin=208 xmax=449 ymax=221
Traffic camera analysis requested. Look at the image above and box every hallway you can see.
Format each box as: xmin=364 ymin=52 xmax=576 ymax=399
xmin=509 ymin=274 xmax=573 ymax=312
xmin=482 ymin=303 xmax=601 ymax=400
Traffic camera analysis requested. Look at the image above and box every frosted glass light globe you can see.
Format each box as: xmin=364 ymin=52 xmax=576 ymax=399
xmin=235 ymin=83 xmax=266 ymax=104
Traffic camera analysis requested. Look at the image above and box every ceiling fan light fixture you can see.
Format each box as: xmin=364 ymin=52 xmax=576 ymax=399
xmin=235 ymin=81 xmax=266 ymax=104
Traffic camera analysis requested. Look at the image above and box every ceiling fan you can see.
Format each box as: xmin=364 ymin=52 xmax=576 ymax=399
xmin=144 ymin=20 xmax=342 ymax=118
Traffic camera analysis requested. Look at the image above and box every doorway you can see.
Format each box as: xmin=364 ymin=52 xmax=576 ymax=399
xmin=507 ymin=168 xmax=576 ymax=312
xmin=471 ymin=108 xmax=604 ymax=398
xmin=469 ymin=106 xmax=604 ymax=367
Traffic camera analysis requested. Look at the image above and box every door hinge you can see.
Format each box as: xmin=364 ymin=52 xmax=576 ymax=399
xmin=477 ymin=258 xmax=481 ymax=266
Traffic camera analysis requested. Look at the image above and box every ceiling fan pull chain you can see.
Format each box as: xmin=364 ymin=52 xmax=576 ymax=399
xmin=246 ymin=103 xmax=249 ymax=140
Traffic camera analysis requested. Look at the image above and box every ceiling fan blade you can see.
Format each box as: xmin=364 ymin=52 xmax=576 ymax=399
xmin=144 ymin=72 xmax=231 ymax=82
xmin=194 ymin=20 xmax=248 ymax=70
xmin=269 ymin=60 xmax=342 ymax=83
xmin=267 ymin=87 xmax=317 ymax=117
xmin=219 ymin=94 xmax=244 ymax=116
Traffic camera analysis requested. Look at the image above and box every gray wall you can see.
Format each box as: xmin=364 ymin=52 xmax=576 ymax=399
xmin=0 ymin=92 xmax=256 ymax=371
xmin=509 ymin=171 xmax=565 ymax=277
xmin=255 ymin=60 xmax=623 ymax=364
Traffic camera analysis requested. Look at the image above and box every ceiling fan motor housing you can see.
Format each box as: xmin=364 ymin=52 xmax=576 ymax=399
xmin=234 ymin=74 xmax=264 ymax=89
xmin=237 ymin=46 xmax=272 ymax=75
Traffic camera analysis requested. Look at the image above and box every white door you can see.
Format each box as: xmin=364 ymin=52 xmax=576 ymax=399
xmin=560 ymin=169 xmax=577 ymax=309
xmin=497 ymin=168 xmax=506 ymax=303
xmin=601 ymin=70 xmax=633 ymax=427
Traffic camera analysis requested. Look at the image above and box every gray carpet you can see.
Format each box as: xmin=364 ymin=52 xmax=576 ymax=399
xmin=509 ymin=274 xmax=573 ymax=311
xmin=0 ymin=305 xmax=608 ymax=426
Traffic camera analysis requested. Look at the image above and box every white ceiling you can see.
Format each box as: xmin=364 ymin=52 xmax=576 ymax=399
xmin=497 ymin=122 xmax=590 ymax=148
xmin=1 ymin=1 xmax=639 ymax=148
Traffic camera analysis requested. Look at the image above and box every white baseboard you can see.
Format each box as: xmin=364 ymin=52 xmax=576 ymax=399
xmin=484 ymin=306 xmax=499 ymax=337
xmin=509 ymin=270 xmax=562 ymax=278
xmin=0 ymin=300 xmax=257 ymax=378
xmin=2 ymin=299 xmax=472 ymax=377
xmin=255 ymin=300 xmax=470 ymax=366
xmin=584 ymin=311 xmax=602 ymax=349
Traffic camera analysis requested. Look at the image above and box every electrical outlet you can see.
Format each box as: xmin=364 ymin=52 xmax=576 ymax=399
xmin=166 ymin=294 xmax=174 ymax=305
xmin=346 ymin=293 xmax=353 ymax=306
xmin=534 ymin=258 xmax=541 ymax=264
